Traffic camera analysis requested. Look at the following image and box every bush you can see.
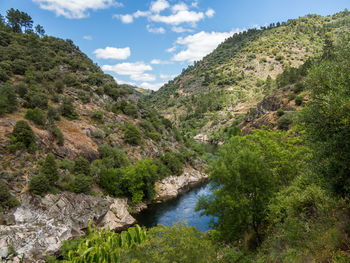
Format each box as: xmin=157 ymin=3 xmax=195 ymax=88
xmin=54 ymin=80 xmax=64 ymax=93
xmin=78 ymin=91 xmax=90 ymax=104
xmin=139 ymin=120 xmax=154 ymax=132
xmin=29 ymin=174 xmax=49 ymax=196
xmin=148 ymin=132 xmax=162 ymax=142
xmin=61 ymin=97 xmax=78 ymax=119
xmin=0 ymin=82 xmax=17 ymax=115
xmin=293 ymin=82 xmax=304 ymax=94
xmin=160 ymin=152 xmax=184 ymax=176
xmin=277 ymin=108 xmax=284 ymax=116
xmin=40 ymin=153 xmax=59 ymax=184
xmin=123 ymin=123 xmax=142 ymax=145
xmin=0 ymin=182 xmax=19 ymax=210
xmin=295 ymin=96 xmax=304 ymax=106
xmin=72 ymin=174 xmax=92 ymax=194
xmin=73 ymin=157 xmax=90 ymax=176
xmin=10 ymin=120 xmax=36 ymax=152
xmin=47 ymin=106 xmax=60 ymax=121
xmin=277 ymin=112 xmax=295 ymax=130
xmin=90 ymin=110 xmax=104 ymax=122
xmin=24 ymin=92 xmax=48 ymax=109
xmin=123 ymin=103 xmax=138 ymax=118
xmin=25 ymin=108 xmax=46 ymax=126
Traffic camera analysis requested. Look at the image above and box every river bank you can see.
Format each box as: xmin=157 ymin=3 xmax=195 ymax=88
xmin=0 ymin=167 xmax=208 ymax=262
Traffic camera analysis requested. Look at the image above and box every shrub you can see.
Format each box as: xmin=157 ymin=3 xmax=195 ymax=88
xmin=72 ymin=174 xmax=92 ymax=194
xmin=61 ymin=97 xmax=78 ymax=119
xmin=78 ymin=91 xmax=90 ymax=104
xmin=54 ymin=80 xmax=64 ymax=93
xmin=10 ymin=120 xmax=36 ymax=152
xmin=90 ymin=110 xmax=104 ymax=122
xmin=73 ymin=157 xmax=90 ymax=176
xmin=98 ymin=144 xmax=129 ymax=169
xmin=139 ymin=120 xmax=154 ymax=132
xmin=41 ymin=153 xmax=59 ymax=184
xmin=0 ymin=182 xmax=19 ymax=210
xmin=15 ymin=82 xmax=28 ymax=98
xmin=123 ymin=103 xmax=138 ymax=118
xmin=0 ymin=83 xmax=17 ymax=115
xmin=295 ymin=96 xmax=304 ymax=106
xmin=29 ymin=174 xmax=49 ymax=196
xmin=25 ymin=108 xmax=46 ymax=126
xmin=160 ymin=152 xmax=184 ymax=176
xmin=24 ymin=92 xmax=48 ymax=109
xmin=277 ymin=108 xmax=285 ymax=116
xmin=148 ymin=132 xmax=162 ymax=142
xmin=47 ymin=106 xmax=60 ymax=121
xmin=293 ymin=82 xmax=304 ymax=94
xmin=277 ymin=112 xmax=295 ymax=130
xmin=123 ymin=123 xmax=142 ymax=145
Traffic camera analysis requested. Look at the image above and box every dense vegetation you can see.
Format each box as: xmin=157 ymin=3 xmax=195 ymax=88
xmin=147 ymin=10 xmax=350 ymax=139
xmin=52 ymin=15 xmax=350 ymax=263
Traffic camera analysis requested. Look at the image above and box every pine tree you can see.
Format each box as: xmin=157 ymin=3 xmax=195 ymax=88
xmin=41 ymin=153 xmax=59 ymax=184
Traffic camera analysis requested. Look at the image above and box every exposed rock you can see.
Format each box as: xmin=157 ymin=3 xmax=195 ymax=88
xmin=0 ymin=192 xmax=136 ymax=262
xmin=194 ymin=133 xmax=209 ymax=143
xmin=154 ymin=167 xmax=208 ymax=201
xmin=98 ymin=198 xmax=136 ymax=231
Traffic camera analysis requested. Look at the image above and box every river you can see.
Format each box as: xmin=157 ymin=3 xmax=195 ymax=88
xmin=134 ymin=182 xmax=214 ymax=232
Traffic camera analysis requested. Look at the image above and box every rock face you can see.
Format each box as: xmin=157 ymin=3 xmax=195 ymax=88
xmin=0 ymin=192 xmax=135 ymax=262
xmin=154 ymin=167 xmax=208 ymax=201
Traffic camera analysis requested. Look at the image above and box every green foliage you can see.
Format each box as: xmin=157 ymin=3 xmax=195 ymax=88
xmin=47 ymin=106 xmax=61 ymax=121
xmin=72 ymin=174 xmax=92 ymax=194
xmin=160 ymin=152 xmax=184 ymax=176
xmin=301 ymin=36 xmax=350 ymax=196
xmin=123 ymin=123 xmax=142 ymax=145
xmin=65 ymin=224 xmax=146 ymax=263
xmin=0 ymin=82 xmax=17 ymax=115
xmin=120 ymin=224 xmax=217 ymax=263
xmin=60 ymin=97 xmax=78 ymax=120
xmin=0 ymin=181 xmax=19 ymax=210
xmin=9 ymin=120 xmax=36 ymax=152
xmin=295 ymin=96 xmax=304 ymax=106
xmin=277 ymin=112 xmax=295 ymax=130
xmin=99 ymin=159 xmax=158 ymax=203
xmin=40 ymin=153 xmax=59 ymax=184
xmin=90 ymin=110 xmax=104 ymax=122
xmin=276 ymin=108 xmax=284 ymax=116
xmin=25 ymin=108 xmax=46 ymax=126
xmin=73 ymin=157 xmax=90 ymax=176
xmin=29 ymin=174 xmax=49 ymax=196
xmin=147 ymin=132 xmax=162 ymax=142
xmin=196 ymin=129 xmax=309 ymax=243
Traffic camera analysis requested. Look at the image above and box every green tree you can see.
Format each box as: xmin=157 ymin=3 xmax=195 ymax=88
xmin=25 ymin=108 xmax=46 ymax=126
xmin=41 ymin=153 xmax=59 ymax=184
xmin=29 ymin=174 xmax=49 ymax=196
xmin=10 ymin=120 xmax=36 ymax=151
xmin=0 ymin=83 xmax=17 ymax=115
xmin=72 ymin=174 xmax=92 ymax=194
xmin=301 ymin=36 xmax=350 ymax=196
xmin=61 ymin=97 xmax=78 ymax=119
xmin=123 ymin=123 xmax=142 ymax=145
xmin=196 ymin=129 xmax=309 ymax=243
xmin=73 ymin=157 xmax=91 ymax=176
xmin=34 ymin=24 xmax=45 ymax=37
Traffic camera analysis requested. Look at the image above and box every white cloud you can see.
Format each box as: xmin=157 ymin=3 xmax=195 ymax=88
xmin=133 ymin=10 xmax=151 ymax=18
xmin=102 ymin=62 xmax=154 ymax=83
xmin=140 ymin=82 xmax=165 ymax=91
xmin=130 ymin=73 xmax=156 ymax=82
xmin=171 ymin=26 xmax=193 ymax=33
xmin=146 ymin=25 xmax=166 ymax=34
xmin=83 ymin=35 xmax=93 ymax=40
xmin=114 ymin=77 xmax=136 ymax=86
xmin=93 ymin=46 xmax=130 ymax=60
xmin=150 ymin=59 xmax=173 ymax=64
xmin=166 ymin=46 xmax=177 ymax=53
xmin=191 ymin=1 xmax=199 ymax=8
xmin=150 ymin=10 xmax=204 ymax=25
xmin=113 ymin=14 xmax=133 ymax=23
xmin=150 ymin=0 xmax=170 ymax=13
xmin=160 ymin=73 xmax=176 ymax=79
xmin=172 ymin=3 xmax=188 ymax=12
xmin=33 ymin=0 xmax=122 ymax=19
xmin=172 ymin=30 xmax=239 ymax=62
xmin=205 ymin=8 xmax=215 ymax=18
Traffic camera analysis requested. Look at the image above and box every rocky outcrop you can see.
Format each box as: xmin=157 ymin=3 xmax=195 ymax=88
xmin=0 ymin=192 xmax=135 ymax=262
xmin=154 ymin=167 xmax=208 ymax=201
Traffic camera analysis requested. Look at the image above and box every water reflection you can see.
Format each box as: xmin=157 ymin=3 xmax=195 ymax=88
xmin=134 ymin=182 xmax=214 ymax=232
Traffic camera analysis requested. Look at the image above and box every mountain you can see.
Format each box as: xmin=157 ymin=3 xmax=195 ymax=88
xmin=147 ymin=10 xmax=350 ymax=140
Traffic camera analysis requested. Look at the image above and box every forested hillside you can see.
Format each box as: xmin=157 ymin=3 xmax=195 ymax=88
xmin=147 ymin=10 xmax=350 ymax=141
xmin=0 ymin=9 xmax=204 ymax=211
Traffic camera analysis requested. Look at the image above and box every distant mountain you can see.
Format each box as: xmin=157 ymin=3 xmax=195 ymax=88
xmin=147 ymin=10 xmax=350 ymax=140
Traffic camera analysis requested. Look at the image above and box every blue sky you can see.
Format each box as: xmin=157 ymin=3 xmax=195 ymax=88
xmin=0 ymin=0 xmax=349 ymax=90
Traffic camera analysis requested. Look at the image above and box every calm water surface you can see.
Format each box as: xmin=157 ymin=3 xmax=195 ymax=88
xmin=134 ymin=182 xmax=214 ymax=232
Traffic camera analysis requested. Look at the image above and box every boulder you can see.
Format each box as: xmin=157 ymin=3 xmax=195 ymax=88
xmin=0 ymin=192 xmax=136 ymax=262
